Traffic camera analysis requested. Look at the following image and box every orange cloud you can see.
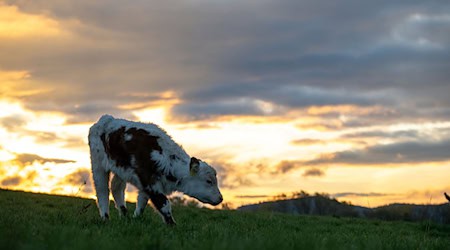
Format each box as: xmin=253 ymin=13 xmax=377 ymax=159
xmin=0 ymin=4 xmax=66 ymax=38
xmin=0 ymin=70 xmax=44 ymax=100
xmin=306 ymin=105 xmax=389 ymax=116
xmin=12 ymin=153 xmax=75 ymax=167
xmin=118 ymin=91 xmax=180 ymax=110
xmin=0 ymin=169 xmax=37 ymax=187
xmin=291 ymin=139 xmax=326 ymax=146
xmin=61 ymin=169 xmax=93 ymax=194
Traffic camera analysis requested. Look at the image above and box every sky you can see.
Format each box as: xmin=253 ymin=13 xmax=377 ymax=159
xmin=1 ymin=0 xmax=450 ymax=208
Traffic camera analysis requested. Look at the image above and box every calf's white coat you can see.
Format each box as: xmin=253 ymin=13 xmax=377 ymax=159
xmin=88 ymin=114 xmax=222 ymax=224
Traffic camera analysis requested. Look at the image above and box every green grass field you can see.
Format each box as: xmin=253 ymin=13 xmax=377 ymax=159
xmin=1 ymin=189 xmax=449 ymax=250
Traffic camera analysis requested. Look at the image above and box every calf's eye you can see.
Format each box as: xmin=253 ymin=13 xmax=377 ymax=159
xmin=206 ymin=180 xmax=213 ymax=185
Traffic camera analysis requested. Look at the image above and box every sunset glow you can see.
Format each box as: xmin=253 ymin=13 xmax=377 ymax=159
xmin=1 ymin=1 xmax=449 ymax=209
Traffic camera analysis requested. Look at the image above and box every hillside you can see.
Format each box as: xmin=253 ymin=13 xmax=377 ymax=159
xmin=238 ymin=196 xmax=450 ymax=224
xmin=1 ymin=189 xmax=450 ymax=250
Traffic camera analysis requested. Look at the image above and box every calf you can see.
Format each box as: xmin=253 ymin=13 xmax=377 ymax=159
xmin=88 ymin=115 xmax=223 ymax=224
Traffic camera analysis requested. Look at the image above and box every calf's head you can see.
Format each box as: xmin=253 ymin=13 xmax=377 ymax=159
xmin=180 ymin=157 xmax=223 ymax=205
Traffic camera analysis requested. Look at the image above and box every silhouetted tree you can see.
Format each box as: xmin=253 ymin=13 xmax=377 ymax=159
xmin=292 ymin=190 xmax=310 ymax=199
xmin=221 ymin=202 xmax=232 ymax=210
xmin=273 ymin=193 xmax=287 ymax=200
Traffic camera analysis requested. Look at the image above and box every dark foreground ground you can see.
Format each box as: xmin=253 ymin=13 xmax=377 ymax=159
xmin=1 ymin=189 xmax=449 ymax=250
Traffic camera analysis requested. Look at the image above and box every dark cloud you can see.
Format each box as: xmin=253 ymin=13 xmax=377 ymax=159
xmin=63 ymin=169 xmax=93 ymax=193
xmin=179 ymin=84 xmax=375 ymax=107
xmin=211 ymin=160 xmax=255 ymax=189
xmin=307 ymin=139 xmax=450 ymax=165
xmin=32 ymin=131 xmax=59 ymax=144
xmin=27 ymin=131 xmax=86 ymax=150
xmin=0 ymin=115 xmax=27 ymax=132
xmin=219 ymin=176 xmax=254 ymax=190
xmin=275 ymin=160 xmax=306 ymax=174
xmin=1 ymin=176 xmax=22 ymax=186
xmin=170 ymin=98 xmax=272 ymax=121
xmin=333 ymin=192 xmax=392 ymax=198
xmin=294 ymin=112 xmax=391 ymax=132
xmin=0 ymin=171 xmax=38 ymax=186
xmin=342 ymin=130 xmax=421 ymax=139
xmin=295 ymin=122 xmax=343 ymax=131
xmin=0 ymin=1 xmax=449 ymax=124
xmin=14 ymin=153 xmax=75 ymax=166
xmin=302 ymin=168 xmax=325 ymax=177
xmin=338 ymin=108 xmax=450 ymax=131
xmin=170 ymin=84 xmax=375 ymax=119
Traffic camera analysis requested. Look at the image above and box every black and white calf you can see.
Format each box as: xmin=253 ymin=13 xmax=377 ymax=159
xmin=88 ymin=115 xmax=223 ymax=224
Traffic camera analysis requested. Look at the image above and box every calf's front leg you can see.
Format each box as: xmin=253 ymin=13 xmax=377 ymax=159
xmin=134 ymin=190 xmax=149 ymax=217
xmin=148 ymin=191 xmax=176 ymax=225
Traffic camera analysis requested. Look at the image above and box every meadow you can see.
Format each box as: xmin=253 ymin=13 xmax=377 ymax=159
xmin=1 ymin=189 xmax=449 ymax=250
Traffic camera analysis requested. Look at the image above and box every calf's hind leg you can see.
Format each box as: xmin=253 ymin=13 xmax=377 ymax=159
xmin=92 ymin=168 xmax=111 ymax=219
xmin=111 ymin=174 xmax=128 ymax=216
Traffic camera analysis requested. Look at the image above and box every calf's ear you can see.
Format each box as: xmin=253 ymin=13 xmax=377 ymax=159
xmin=190 ymin=157 xmax=200 ymax=176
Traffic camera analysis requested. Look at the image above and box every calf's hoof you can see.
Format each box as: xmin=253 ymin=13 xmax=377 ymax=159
xmin=133 ymin=210 xmax=143 ymax=218
xmin=101 ymin=213 xmax=110 ymax=221
xmin=165 ymin=217 xmax=176 ymax=226
xmin=119 ymin=205 xmax=128 ymax=216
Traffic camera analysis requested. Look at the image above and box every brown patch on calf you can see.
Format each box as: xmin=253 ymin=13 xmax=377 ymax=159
xmin=101 ymin=126 xmax=164 ymax=188
xmin=101 ymin=127 xmax=130 ymax=167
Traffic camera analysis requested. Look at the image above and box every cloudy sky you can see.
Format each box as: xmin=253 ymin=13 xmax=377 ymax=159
xmin=1 ymin=0 xmax=450 ymax=207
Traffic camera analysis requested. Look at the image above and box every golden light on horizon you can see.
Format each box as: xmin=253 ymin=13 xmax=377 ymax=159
xmin=1 ymin=98 xmax=449 ymax=209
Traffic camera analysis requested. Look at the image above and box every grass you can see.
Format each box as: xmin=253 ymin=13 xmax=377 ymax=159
xmin=1 ymin=189 xmax=449 ymax=250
